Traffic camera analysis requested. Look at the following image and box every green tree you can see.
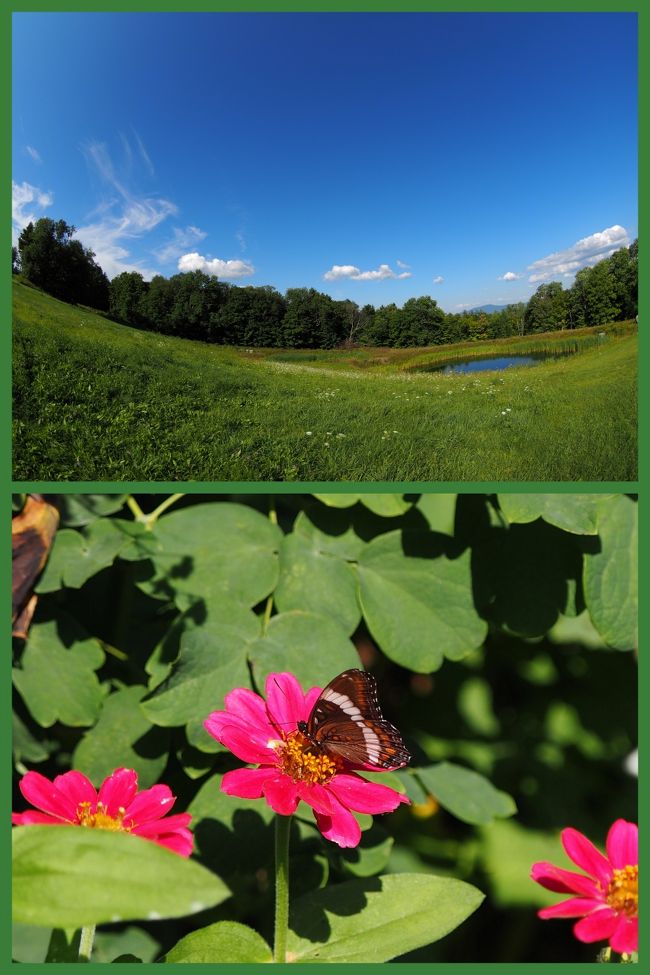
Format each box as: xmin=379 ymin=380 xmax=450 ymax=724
xmin=524 ymin=282 xmax=567 ymax=333
xmin=17 ymin=217 xmax=109 ymax=308
xmin=109 ymin=272 xmax=149 ymax=326
xmin=392 ymin=296 xmax=445 ymax=346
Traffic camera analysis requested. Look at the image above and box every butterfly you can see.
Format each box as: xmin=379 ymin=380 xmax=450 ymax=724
xmin=296 ymin=669 xmax=411 ymax=770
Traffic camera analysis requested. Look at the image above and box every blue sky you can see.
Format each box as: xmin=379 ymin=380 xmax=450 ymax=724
xmin=12 ymin=12 xmax=637 ymax=311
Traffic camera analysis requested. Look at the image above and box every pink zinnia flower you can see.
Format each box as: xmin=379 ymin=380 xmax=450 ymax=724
xmin=204 ymin=672 xmax=410 ymax=848
xmin=12 ymin=767 xmax=193 ymax=857
xmin=531 ymin=819 xmax=638 ymax=954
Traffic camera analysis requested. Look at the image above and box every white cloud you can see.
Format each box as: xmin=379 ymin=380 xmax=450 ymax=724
xmin=12 ymin=180 xmax=54 ymax=241
xmin=527 ymin=225 xmax=630 ymax=284
xmin=132 ymin=128 xmax=155 ymax=177
xmin=178 ymin=251 xmax=255 ymax=279
xmin=433 ymin=275 xmax=444 ymax=284
xmin=323 ymin=262 xmax=412 ymax=282
xmin=25 ymin=145 xmax=42 ymax=164
xmin=155 ymin=225 xmax=207 ymax=264
xmin=396 ymin=259 xmax=410 ymax=270
xmin=76 ymin=140 xmax=177 ymax=278
xmin=498 ymin=271 xmax=522 ymax=281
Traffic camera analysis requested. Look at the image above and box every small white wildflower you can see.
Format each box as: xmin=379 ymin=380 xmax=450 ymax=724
xmin=305 ymin=431 xmax=313 ymax=436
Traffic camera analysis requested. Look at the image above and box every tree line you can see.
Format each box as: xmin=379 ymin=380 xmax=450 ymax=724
xmin=14 ymin=217 xmax=637 ymax=349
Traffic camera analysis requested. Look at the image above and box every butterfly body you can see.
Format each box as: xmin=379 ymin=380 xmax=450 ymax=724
xmin=297 ymin=669 xmax=410 ymax=770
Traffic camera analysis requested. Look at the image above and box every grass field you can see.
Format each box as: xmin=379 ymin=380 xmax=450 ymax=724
xmin=12 ymin=280 xmax=638 ymax=482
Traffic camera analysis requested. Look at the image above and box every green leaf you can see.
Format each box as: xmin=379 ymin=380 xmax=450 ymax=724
xmin=583 ymin=496 xmax=638 ymax=650
xmin=57 ymin=494 xmax=129 ymax=526
xmin=12 ymin=617 xmax=105 ymax=727
xmin=416 ymin=493 xmax=457 ymax=535
xmin=286 ymin=873 xmax=484 ymax=962
xmin=35 ymin=519 xmax=129 ymax=591
xmin=164 ymin=921 xmax=272 ymax=963
xmin=45 ymin=929 xmax=81 ymax=963
xmin=73 ymin=685 xmax=169 ymax=789
xmin=141 ymin=625 xmax=251 ymax=751
xmin=275 ymin=529 xmax=361 ymax=635
xmin=314 ymin=493 xmax=412 ymax=517
xmin=13 ymin=711 xmax=51 ymax=765
xmin=357 ymin=531 xmax=487 ymax=672
xmin=12 ymin=826 xmax=230 ymax=927
xmin=140 ymin=502 xmax=281 ymax=610
xmin=334 ymin=824 xmax=394 ymax=878
xmin=247 ymin=611 xmax=360 ymax=691
xmin=416 ymin=761 xmax=516 ymax=825
xmin=480 ymin=819 xmax=567 ymax=907
xmin=475 ymin=520 xmax=582 ymax=637
xmin=498 ymin=494 xmax=613 ymax=535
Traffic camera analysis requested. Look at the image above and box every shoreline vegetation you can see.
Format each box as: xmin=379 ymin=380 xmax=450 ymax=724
xmin=13 ymin=281 xmax=637 ymax=483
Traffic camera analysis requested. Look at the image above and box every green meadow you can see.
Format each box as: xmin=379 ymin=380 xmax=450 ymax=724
xmin=13 ymin=280 xmax=637 ymax=482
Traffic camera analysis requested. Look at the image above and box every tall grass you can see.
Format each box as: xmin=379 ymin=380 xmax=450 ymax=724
xmin=12 ymin=281 xmax=637 ymax=482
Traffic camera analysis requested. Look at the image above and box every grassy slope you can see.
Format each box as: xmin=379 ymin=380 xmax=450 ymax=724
xmin=13 ymin=281 xmax=638 ymax=482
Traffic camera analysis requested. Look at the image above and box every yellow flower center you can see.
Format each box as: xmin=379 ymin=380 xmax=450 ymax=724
xmin=606 ymin=865 xmax=638 ymax=916
xmin=76 ymin=800 xmax=132 ymax=832
xmin=278 ymin=732 xmax=341 ymax=785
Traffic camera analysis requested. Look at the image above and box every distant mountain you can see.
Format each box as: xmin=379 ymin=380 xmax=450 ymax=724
xmin=469 ymin=303 xmax=508 ymax=314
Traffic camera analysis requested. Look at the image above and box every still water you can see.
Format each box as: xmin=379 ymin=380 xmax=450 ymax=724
xmin=422 ymin=353 xmax=560 ymax=375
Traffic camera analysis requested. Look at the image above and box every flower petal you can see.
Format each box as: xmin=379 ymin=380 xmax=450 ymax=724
xmin=531 ymin=861 xmax=603 ymax=897
xmin=265 ymin=672 xmax=312 ymax=731
xmin=52 ymin=770 xmax=97 ymax=810
xmin=263 ymin=774 xmax=301 ymax=816
xmin=606 ymin=819 xmax=638 ymax=870
xmin=223 ymin=687 xmax=277 ymax=738
xmin=327 ymin=773 xmax=410 ymax=814
xmin=314 ymin=808 xmax=362 ymax=848
xmin=133 ymin=812 xmax=192 ymax=836
xmin=19 ymin=771 xmax=83 ymax=822
xmin=573 ymin=908 xmax=618 ymax=944
xmin=221 ymin=766 xmax=278 ymax=800
xmin=204 ymin=712 xmax=279 ymax=764
xmin=610 ymin=915 xmax=638 ymax=955
xmin=125 ymin=784 xmax=176 ymax=824
xmin=97 ymin=768 xmax=139 ymax=816
xmin=152 ymin=828 xmax=194 ymax=858
xmin=561 ymin=827 xmax=612 ymax=888
xmin=538 ymin=896 xmax=604 ymax=919
xmin=12 ymin=811 xmax=70 ymax=826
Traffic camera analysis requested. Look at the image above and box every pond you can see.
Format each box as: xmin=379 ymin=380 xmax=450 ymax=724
xmin=419 ymin=352 xmax=568 ymax=375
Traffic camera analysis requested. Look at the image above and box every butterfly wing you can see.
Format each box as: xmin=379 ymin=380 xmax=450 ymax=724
xmin=307 ymin=669 xmax=410 ymax=770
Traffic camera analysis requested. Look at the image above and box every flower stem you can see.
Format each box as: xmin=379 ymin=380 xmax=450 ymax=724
xmin=78 ymin=924 xmax=96 ymax=962
xmin=273 ymin=814 xmax=291 ymax=963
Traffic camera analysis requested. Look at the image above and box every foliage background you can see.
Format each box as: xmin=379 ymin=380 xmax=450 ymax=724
xmin=12 ymin=492 xmax=637 ymax=963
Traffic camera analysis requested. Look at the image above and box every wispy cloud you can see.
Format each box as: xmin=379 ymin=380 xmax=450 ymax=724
xmin=433 ymin=275 xmax=444 ymax=284
xmin=12 ymin=180 xmax=54 ymax=241
xmin=527 ymin=225 xmax=630 ymax=284
xmin=77 ymin=140 xmax=177 ymax=278
xmin=323 ymin=262 xmax=412 ymax=282
xmin=132 ymin=127 xmax=155 ymax=178
xmin=25 ymin=145 xmax=42 ymax=164
xmin=178 ymin=251 xmax=255 ymax=279
xmin=155 ymin=225 xmax=207 ymax=264
xmin=498 ymin=271 xmax=522 ymax=281
xmin=396 ymin=259 xmax=411 ymax=270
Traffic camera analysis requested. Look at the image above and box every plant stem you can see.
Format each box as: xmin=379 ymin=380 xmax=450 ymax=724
xmin=126 ymin=495 xmax=145 ymax=521
xmin=147 ymin=492 xmax=185 ymax=526
xmin=78 ymin=924 xmax=96 ymax=963
xmin=273 ymin=814 xmax=291 ymax=964
xmin=262 ymin=497 xmax=278 ymax=634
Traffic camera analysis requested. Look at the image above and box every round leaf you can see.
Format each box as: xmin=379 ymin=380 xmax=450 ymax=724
xmin=357 ymin=531 xmax=487 ymax=671
xmin=286 ymin=873 xmax=484 ymax=962
xmin=164 ymin=921 xmax=272 ymax=963
xmin=12 ymin=826 xmax=230 ymax=927
xmin=247 ymin=611 xmax=360 ymax=691
xmin=416 ymin=761 xmax=516 ymax=825
xmin=583 ymin=495 xmax=638 ymax=650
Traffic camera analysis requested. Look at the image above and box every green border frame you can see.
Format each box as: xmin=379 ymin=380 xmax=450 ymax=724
xmin=6 ymin=2 xmax=642 ymax=973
